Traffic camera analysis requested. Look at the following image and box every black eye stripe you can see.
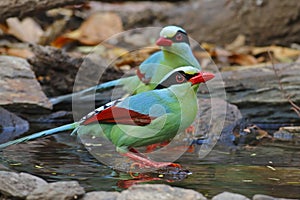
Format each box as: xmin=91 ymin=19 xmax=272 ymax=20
xmin=154 ymin=71 xmax=195 ymax=89
xmin=169 ymin=31 xmax=190 ymax=45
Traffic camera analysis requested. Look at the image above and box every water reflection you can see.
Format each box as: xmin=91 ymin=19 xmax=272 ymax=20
xmin=0 ymin=131 xmax=299 ymax=199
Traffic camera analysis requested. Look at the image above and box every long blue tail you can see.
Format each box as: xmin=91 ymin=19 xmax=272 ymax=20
xmin=50 ymin=79 xmax=121 ymax=105
xmin=0 ymin=122 xmax=80 ymax=149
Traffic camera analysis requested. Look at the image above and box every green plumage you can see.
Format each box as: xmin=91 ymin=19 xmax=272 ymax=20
xmin=77 ymin=83 xmax=199 ymax=153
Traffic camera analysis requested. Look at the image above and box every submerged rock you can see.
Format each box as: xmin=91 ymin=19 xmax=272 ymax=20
xmin=0 ymin=171 xmax=47 ymax=198
xmin=0 ymin=56 xmax=52 ymax=112
xmin=0 ymin=107 xmax=29 ymax=143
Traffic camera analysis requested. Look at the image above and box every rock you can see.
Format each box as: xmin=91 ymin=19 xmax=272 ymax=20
xmin=28 ymin=45 xmax=123 ymax=98
xmin=162 ymin=0 xmax=300 ymax=46
xmin=212 ymin=191 xmax=250 ymax=200
xmin=26 ymin=181 xmax=85 ymax=200
xmin=0 ymin=106 xmax=29 ymax=143
xmin=252 ymin=194 xmax=278 ymax=200
xmin=118 ymin=184 xmax=206 ymax=200
xmin=273 ymin=126 xmax=300 ymax=142
xmin=216 ymin=63 xmax=300 ymax=123
xmin=253 ymin=194 xmax=298 ymax=200
xmin=82 ymin=191 xmax=120 ymax=200
xmin=193 ymin=98 xmax=243 ymax=153
xmin=0 ymin=56 xmax=52 ymax=112
xmin=196 ymin=98 xmax=242 ymax=137
xmin=90 ymin=1 xmax=300 ymax=46
xmin=0 ymin=171 xmax=47 ymax=198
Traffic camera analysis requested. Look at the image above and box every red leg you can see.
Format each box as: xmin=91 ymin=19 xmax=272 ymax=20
xmin=129 ymin=147 xmax=148 ymax=158
xmin=122 ymin=152 xmax=181 ymax=169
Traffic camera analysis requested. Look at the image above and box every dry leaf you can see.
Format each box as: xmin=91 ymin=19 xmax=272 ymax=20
xmin=6 ymin=17 xmax=44 ymax=43
xmin=252 ymin=45 xmax=300 ymax=61
xmin=0 ymin=47 xmax=34 ymax=58
xmin=228 ymin=53 xmax=258 ymax=66
xmin=0 ymin=24 xmax=8 ymax=34
xmin=52 ymin=12 xmax=123 ymax=47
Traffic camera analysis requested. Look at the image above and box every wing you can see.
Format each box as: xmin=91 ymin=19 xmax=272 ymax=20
xmin=82 ymin=89 xmax=175 ymax=127
xmin=82 ymin=106 xmax=156 ymax=126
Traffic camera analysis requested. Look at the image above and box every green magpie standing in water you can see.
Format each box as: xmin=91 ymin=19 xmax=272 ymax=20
xmin=50 ymin=25 xmax=201 ymax=104
xmin=0 ymin=66 xmax=214 ymax=169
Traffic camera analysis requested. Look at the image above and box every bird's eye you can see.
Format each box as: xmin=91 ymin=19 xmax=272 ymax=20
xmin=176 ymin=74 xmax=185 ymax=83
xmin=176 ymin=33 xmax=183 ymax=41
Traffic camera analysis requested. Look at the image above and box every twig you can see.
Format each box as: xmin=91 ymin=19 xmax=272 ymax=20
xmin=268 ymin=50 xmax=300 ymax=118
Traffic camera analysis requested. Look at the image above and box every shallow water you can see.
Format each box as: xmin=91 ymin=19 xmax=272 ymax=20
xmin=0 ymin=130 xmax=299 ymax=199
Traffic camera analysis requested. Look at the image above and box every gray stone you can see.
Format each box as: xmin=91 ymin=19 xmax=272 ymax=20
xmin=217 ymin=63 xmax=300 ymax=123
xmin=196 ymin=98 xmax=242 ymax=137
xmin=0 ymin=56 xmax=52 ymax=111
xmin=82 ymin=191 xmax=120 ymax=200
xmin=212 ymin=192 xmax=250 ymax=200
xmin=253 ymin=194 xmax=299 ymax=200
xmin=253 ymin=194 xmax=277 ymax=200
xmin=90 ymin=1 xmax=300 ymax=46
xmin=0 ymin=106 xmax=29 ymax=143
xmin=0 ymin=171 xmax=47 ymax=198
xmin=118 ymin=184 xmax=207 ymax=200
xmin=26 ymin=181 xmax=85 ymax=200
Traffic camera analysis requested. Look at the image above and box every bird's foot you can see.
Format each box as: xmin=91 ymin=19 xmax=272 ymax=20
xmin=123 ymin=152 xmax=181 ymax=170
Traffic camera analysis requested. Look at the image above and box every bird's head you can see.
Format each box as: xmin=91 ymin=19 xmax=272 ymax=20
xmin=155 ymin=66 xmax=214 ymax=89
xmin=156 ymin=26 xmax=190 ymax=54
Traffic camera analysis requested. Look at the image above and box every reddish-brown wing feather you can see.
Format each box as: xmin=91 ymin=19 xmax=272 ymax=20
xmin=82 ymin=106 xmax=155 ymax=126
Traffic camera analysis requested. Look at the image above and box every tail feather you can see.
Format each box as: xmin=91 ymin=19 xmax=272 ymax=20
xmin=0 ymin=122 xmax=80 ymax=149
xmin=50 ymin=79 xmax=121 ymax=105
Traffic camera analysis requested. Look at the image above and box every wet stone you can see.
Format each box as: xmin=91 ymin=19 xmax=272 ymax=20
xmin=252 ymin=194 xmax=299 ymax=200
xmin=212 ymin=191 xmax=250 ymax=200
xmin=0 ymin=171 xmax=48 ymax=198
xmin=118 ymin=184 xmax=207 ymax=200
xmin=0 ymin=56 xmax=52 ymax=112
xmin=82 ymin=191 xmax=120 ymax=200
xmin=26 ymin=181 xmax=85 ymax=200
xmin=0 ymin=106 xmax=29 ymax=143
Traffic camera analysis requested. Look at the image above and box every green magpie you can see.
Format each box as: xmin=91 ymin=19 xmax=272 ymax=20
xmin=50 ymin=25 xmax=201 ymax=105
xmin=0 ymin=66 xmax=213 ymax=169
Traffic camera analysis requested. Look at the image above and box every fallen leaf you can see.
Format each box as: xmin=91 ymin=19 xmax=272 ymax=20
xmin=0 ymin=24 xmax=8 ymax=34
xmin=0 ymin=47 xmax=34 ymax=58
xmin=6 ymin=17 xmax=44 ymax=43
xmin=252 ymin=45 xmax=300 ymax=62
xmin=52 ymin=12 xmax=123 ymax=47
xmin=228 ymin=53 xmax=258 ymax=66
xmin=6 ymin=48 xmax=34 ymax=58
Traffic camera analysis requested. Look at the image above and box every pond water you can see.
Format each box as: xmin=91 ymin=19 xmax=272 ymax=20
xmin=0 ymin=128 xmax=299 ymax=199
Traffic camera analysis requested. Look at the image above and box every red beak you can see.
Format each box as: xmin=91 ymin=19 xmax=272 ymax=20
xmin=189 ymin=72 xmax=215 ymax=85
xmin=156 ymin=37 xmax=173 ymax=46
